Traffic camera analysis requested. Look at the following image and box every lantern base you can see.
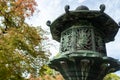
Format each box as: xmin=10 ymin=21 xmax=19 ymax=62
xmin=48 ymin=54 xmax=120 ymax=80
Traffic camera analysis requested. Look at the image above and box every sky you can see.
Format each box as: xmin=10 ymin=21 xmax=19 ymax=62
xmin=26 ymin=0 xmax=120 ymax=75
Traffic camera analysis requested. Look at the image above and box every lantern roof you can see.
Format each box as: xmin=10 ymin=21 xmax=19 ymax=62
xmin=47 ymin=4 xmax=119 ymax=43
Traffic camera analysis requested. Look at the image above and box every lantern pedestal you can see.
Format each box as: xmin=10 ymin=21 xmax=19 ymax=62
xmin=49 ymin=54 xmax=120 ymax=80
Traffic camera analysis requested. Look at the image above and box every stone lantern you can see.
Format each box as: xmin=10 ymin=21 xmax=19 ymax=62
xmin=47 ymin=4 xmax=120 ymax=80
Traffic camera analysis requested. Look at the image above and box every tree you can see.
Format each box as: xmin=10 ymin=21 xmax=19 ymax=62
xmin=104 ymin=73 xmax=120 ymax=80
xmin=0 ymin=0 xmax=49 ymax=80
xmin=30 ymin=72 xmax=120 ymax=80
xmin=29 ymin=65 xmax=64 ymax=80
xmin=0 ymin=0 xmax=37 ymax=28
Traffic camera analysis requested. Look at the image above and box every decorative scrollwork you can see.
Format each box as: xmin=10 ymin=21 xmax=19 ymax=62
xmin=75 ymin=28 xmax=92 ymax=50
xmin=95 ymin=32 xmax=106 ymax=56
xmin=60 ymin=29 xmax=72 ymax=52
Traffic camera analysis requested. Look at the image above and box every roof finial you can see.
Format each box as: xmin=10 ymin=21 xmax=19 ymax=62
xmin=46 ymin=20 xmax=51 ymax=27
xmin=76 ymin=5 xmax=89 ymax=10
xmin=118 ymin=22 xmax=120 ymax=28
xmin=100 ymin=4 xmax=105 ymax=12
xmin=65 ymin=5 xmax=70 ymax=13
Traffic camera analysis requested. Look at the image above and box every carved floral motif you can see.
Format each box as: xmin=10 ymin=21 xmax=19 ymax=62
xmin=76 ymin=28 xmax=92 ymax=50
xmin=60 ymin=29 xmax=72 ymax=52
xmin=95 ymin=32 xmax=106 ymax=56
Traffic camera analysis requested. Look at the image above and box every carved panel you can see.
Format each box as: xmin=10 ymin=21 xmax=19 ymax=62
xmin=95 ymin=32 xmax=106 ymax=56
xmin=60 ymin=29 xmax=72 ymax=52
xmin=75 ymin=28 xmax=92 ymax=50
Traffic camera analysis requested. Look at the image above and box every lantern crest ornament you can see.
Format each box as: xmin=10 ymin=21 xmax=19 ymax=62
xmin=47 ymin=4 xmax=120 ymax=80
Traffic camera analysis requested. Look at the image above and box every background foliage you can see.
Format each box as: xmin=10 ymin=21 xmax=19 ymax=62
xmin=0 ymin=0 xmax=49 ymax=80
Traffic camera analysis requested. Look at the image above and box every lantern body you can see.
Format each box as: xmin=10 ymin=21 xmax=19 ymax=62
xmin=60 ymin=20 xmax=106 ymax=57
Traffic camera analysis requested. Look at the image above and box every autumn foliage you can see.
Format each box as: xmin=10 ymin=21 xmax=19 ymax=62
xmin=0 ymin=24 xmax=48 ymax=80
xmin=29 ymin=73 xmax=120 ymax=80
xmin=29 ymin=74 xmax=64 ymax=80
xmin=0 ymin=0 xmax=37 ymax=28
xmin=0 ymin=0 xmax=49 ymax=80
xmin=104 ymin=73 xmax=120 ymax=80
